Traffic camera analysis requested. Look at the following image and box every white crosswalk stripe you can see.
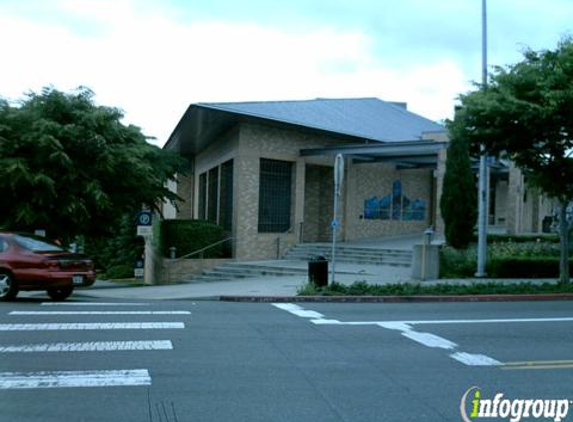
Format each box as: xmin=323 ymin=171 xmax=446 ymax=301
xmin=0 ymin=369 xmax=152 ymax=389
xmin=41 ymin=302 xmax=150 ymax=306
xmin=10 ymin=311 xmax=190 ymax=315
xmin=0 ymin=301 xmax=190 ymax=390
xmin=0 ymin=322 xmax=185 ymax=331
xmin=0 ymin=340 xmax=173 ymax=353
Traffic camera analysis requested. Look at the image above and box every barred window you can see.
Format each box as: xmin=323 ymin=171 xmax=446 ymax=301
xmin=258 ymin=159 xmax=293 ymax=233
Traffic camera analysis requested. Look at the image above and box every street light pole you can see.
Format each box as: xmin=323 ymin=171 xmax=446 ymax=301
xmin=476 ymin=0 xmax=488 ymax=277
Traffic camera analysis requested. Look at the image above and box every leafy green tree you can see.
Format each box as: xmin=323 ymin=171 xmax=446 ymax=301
xmin=0 ymin=87 xmax=187 ymax=241
xmin=449 ymin=39 xmax=573 ymax=283
xmin=440 ymin=132 xmax=477 ymax=249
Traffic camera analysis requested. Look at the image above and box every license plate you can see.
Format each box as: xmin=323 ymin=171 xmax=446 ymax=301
xmin=72 ymin=275 xmax=84 ymax=285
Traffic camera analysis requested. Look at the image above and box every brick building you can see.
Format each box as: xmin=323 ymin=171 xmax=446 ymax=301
xmin=163 ymin=98 xmax=553 ymax=260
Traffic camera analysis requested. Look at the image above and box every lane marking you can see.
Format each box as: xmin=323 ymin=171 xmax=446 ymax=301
xmin=311 ymin=316 xmax=573 ymax=326
xmin=0 ymin=369 xmax=151 ymax=389
xmin=41 ymin=302 xmax=150 ymax=306
xmin=273 ymin=303 xmax=502 ymax=367
xmin=402 ymin=331 xmax=458 ymax=349
xmin=272 ymin=303 xmax=324 ymax=319
xmin=501 ymin=360 xmax=573 ymax=370
xmin=450 ymin=352 xmax=501 ymax=366
xmin=0 ymin=322 xmax=185 ymax=331
xmin=0 ymin=340 xmax=173 ymax=353
xmin=10 ymin=311 xmax=191 ymax=316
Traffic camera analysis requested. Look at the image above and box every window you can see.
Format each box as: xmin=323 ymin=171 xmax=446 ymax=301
xmin=207 ymin=167 xmax=219 ymax=224
xmin=197 ymin=160 xmax=234 ymax=230
xmin=258 ymin=158 xmax=293 ymax=233
xmin=198 ymin=173 xmax=207 ymax=220
xmin=219 ymin=160 xmax=234 ymax=231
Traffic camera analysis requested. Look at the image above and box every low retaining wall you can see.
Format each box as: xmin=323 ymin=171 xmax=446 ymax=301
xmin=161 ymin=258 xmax=233 ymax=284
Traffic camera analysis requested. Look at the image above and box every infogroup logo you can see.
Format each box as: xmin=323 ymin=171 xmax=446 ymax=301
xmin=460 ymin=386 xmax=571 ymax=422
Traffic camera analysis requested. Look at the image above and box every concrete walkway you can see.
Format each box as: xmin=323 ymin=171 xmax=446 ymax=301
xmin=72 ymin=260 xmax=412 ymax=300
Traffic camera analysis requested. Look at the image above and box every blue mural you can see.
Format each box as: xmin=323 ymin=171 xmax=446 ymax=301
xmin=364 ymin=180 xmax=426 ymax=221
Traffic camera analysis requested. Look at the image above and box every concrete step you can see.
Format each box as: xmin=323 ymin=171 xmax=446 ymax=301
xmin=284 ymin=244 xmax=413 ymax=267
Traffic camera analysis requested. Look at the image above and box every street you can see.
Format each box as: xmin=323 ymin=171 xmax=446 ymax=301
xmin=0 ymin=298 xmax=572 ymax=421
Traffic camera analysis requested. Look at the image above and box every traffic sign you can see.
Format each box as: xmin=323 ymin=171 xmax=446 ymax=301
xmin=136 ymin=210 xmax=153 ymax=226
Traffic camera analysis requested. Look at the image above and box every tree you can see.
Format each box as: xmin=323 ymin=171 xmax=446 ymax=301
xmin=0 ymin=87 xmax=187 ymax=241
xmin=449 ymin=38 xmax=573 ymax=283
xmin=440 ymin=132 xmax=477 ymax=249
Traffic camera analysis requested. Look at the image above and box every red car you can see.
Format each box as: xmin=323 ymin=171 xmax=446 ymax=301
xmin=0 ymin=232 xmax=96 ymax=301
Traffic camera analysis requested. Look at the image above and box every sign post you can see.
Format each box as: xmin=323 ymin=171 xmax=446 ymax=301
xmin=135 ymin=210 xmax=154 ymax=285
xmin=331 ymin=154 xmax=344 ymax=284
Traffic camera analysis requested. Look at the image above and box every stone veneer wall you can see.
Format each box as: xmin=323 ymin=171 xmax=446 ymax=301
xmin=177 ymin=122 xmax=446 ymax=260
xmin=232 ymin=123 xmax=339 ymax=260
xmin=175 ymin=173 xmax=194 ymax=219
xmin=344 ymin=162 xmax=433 ymax=240
xmin=303 ymin=165 xmax=334 ymax=242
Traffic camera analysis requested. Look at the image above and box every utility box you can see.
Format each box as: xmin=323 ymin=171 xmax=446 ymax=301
xmin=308 ymin=256 xmax=328 ymax=287
xmin=411 ymin=244 xmax=440 ymax=281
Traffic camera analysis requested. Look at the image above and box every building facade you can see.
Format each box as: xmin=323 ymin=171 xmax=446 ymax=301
xmin=164 ymin=98 xmax=553 ymax=260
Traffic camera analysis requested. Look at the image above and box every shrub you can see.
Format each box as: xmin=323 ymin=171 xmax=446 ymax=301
xmin=160 ymin=219 xmax=226 ymax=258
xmin=104 ymin=264 xmax=135 ymax=280
xmin=439 ymin=246 xmax=478 ymax=278
xmin=488 ymin=257 xmax=573 ymax=278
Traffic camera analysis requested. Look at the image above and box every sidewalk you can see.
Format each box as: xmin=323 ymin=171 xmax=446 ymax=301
xmin=67 ymin=274 xmax=566 ymax=302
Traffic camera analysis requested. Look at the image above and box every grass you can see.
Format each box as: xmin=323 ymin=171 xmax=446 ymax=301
xmin=297 ymin=281 xmax=573 ymax=296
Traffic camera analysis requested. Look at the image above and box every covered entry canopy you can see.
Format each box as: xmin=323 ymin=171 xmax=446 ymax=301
xmin=300 ymin=140 xmax=448 ymax=169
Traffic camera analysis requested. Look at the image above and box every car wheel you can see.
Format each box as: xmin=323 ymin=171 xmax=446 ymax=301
xmin=0 ymin=270 xmax=18 ymax=301
xmin=47 ymin=286 xmax=74 ymax=301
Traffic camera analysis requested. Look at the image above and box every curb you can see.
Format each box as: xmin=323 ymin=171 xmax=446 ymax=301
xmin=219 ymin=293 xmax=573 ymax=303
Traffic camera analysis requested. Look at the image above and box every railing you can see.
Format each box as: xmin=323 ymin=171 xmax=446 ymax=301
xmin=276 ymin=228 xmax=294 ymax=259
xmin=171 ymin=237 xmax=235 ymax=261
xmin=165 ymin=237 xmax=235 ymax=284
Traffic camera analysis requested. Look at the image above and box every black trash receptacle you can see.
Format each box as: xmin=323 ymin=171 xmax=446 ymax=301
xmin=308 ymin=256 xmax=328 ymax=287
xmin=542 ymin=216 xmax=553 ymax=233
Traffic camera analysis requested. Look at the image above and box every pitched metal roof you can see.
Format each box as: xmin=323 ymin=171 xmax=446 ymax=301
xmin=198 ymin=97 xmax=444 ymax=143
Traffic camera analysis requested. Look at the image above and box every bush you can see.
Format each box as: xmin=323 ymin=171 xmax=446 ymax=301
xmin=160 ymin=220 xmax=226 ymax=258
xmin=475 ymin=234 xmax=560 ymax=244
xmin=439 ymin=246 xmax=478 ymax=278
xmin=488 ymin=257 xmax=573 ymax=278
xmin=104 ymin=264 xmax=135 ymax=280
xmin=297 ymin=280 xmax=573 ymax=296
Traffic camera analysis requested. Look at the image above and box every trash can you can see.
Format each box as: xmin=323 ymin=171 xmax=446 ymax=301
xmin=308 ymin=256 xmax=328 ymax=287
xmin=542 ymin=216 xmax=552 ymax=233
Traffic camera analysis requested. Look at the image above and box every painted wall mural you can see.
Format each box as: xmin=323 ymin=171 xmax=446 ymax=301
xmin=364 ymin=180 xmax=426 ymax=221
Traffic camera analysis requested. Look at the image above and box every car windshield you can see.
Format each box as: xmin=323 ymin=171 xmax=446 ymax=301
xmin=13 ymin=234 xmax=64 ymax=252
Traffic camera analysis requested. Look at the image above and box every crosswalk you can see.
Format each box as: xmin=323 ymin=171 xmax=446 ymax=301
xmin=0 ymin=301 xmax=190 ymax=390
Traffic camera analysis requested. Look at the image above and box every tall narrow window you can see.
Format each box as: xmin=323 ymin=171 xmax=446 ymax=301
xmin=258 ymin=159 xmax=293 ymax=233
xmin=198 ymin=173 xmax=207 ymax=220
xmin=208 ymin=167 xmax=219 ymax=224
xmin=219 ymin=160 xmax=234 ymax=231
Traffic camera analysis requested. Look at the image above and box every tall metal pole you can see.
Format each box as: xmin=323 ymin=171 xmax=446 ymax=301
xmin=331 ymin=154 xmax=344 ymax=284
xmin=476 ymin=0 xmax=488 ymax=277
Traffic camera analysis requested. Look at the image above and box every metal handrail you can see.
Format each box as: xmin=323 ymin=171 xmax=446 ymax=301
xmin=171 ymin=237 xmax=235 ymax=261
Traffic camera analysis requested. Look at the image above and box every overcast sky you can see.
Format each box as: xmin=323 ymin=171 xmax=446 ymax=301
xmin=1 ymin=0 xmax=571 ymax=146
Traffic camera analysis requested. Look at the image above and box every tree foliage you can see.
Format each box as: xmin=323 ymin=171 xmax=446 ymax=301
xmin=439 ymin=134 xmax=477 ymax=249
xmin=449 ymin=38 xmax=573 ymax=282
xmin=0 ymin=87 xmax=187 ymax=241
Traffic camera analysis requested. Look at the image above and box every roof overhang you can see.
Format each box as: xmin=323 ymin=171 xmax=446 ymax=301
xmin=300 ymin=140 xmax=448 ymax=169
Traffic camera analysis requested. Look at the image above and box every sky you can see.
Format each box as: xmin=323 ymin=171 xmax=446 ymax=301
xmin=1 ymin=0 xmax=572 ymax=146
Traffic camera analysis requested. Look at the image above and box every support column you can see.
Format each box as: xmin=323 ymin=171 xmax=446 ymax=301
xmin=506 ymin=163 xmax=524 ymax=234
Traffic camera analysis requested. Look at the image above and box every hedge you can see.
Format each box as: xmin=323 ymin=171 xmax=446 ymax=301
xmin=471 ymin=234 xmax=560 ymax=244
xmin=488 ymin=257 xmax=571 ymax=278
xmin=160 ymin=220 xmax=227 ymax=258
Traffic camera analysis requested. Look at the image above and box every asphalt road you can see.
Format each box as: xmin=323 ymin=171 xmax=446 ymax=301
xmin=0 ymin=298 xmax=572 ymax=422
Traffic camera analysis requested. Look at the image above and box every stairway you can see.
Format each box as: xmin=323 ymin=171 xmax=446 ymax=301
xmin=181 ymin=242 xmax=413 ymax=283
xmin=283 ymin=243 xmax=413 ymax=267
